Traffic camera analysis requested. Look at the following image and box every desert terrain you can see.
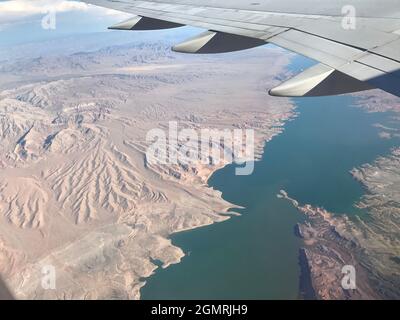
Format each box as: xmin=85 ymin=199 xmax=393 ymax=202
xmin=0 ymin=33 xmax=295 ymax=299
xmin=2 ymin=27 xmax=399 ymax=301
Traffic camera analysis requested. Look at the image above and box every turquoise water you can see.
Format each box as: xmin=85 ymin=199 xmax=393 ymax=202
xmin=141 ymin=57 xmax=399 ymax=300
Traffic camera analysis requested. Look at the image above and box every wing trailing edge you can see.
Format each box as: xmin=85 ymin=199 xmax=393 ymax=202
xmin=84 ymin=0 xmax=400 ymax=97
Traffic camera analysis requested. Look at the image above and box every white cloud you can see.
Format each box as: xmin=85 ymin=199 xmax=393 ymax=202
xmin=0 ymin=0 xmax=130 ymax=26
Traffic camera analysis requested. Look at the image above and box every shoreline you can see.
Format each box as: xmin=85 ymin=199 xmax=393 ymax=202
xmin=279 ymin=189 xmax=386 ymax=300
xmin=139 ymin=107 xmax=298 ymax=299
xmin=0 ymin=38 xmax=299 ymax=299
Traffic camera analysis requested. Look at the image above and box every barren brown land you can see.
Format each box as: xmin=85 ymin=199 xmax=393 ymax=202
xmin=279 ymin=145 xmax=400 ymax=299
xmin=0 ymin=38 xmax=295 ymax=299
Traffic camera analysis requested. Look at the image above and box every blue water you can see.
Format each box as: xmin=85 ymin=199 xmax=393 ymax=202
xmin=141 ymin=56 xmax=399 ymax=300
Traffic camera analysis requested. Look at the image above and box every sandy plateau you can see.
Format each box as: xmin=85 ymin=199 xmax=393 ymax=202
xmin=0 ymin=38 xmax=295 ymax=299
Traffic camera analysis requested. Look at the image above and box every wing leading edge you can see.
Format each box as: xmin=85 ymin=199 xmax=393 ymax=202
xmin=82 ymin=0 xmax=400 ymax=97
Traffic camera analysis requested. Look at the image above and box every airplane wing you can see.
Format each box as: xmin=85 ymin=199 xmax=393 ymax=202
xmin=0 ymin=276 xmax=13 ymax=300
xmin=82 ymin=0 xmax=400 ymax=97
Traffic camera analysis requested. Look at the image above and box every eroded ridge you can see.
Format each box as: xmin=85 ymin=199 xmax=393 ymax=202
xmin=0 ymin=40 xmax=295 ymax=299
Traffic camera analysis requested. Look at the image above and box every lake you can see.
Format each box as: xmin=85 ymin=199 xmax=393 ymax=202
xmin=141 ymin=56 xmax=398 ymax=299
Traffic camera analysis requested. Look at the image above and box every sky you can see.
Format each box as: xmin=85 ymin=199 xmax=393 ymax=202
xmin=0 ymin=0 xmax=131 ymax=45
xmin=0 ymin=0 xmax=202 ymax=62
